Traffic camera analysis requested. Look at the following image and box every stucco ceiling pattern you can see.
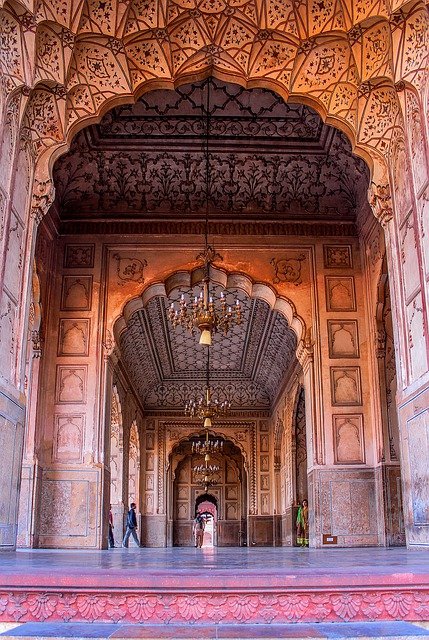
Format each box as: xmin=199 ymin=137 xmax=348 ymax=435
xmin=52 ymin=79 xmax=370 ymax=219
xmin=118 ymin=287 xmax=297 ymax=410
xmin=0 ymin=0 xmax=427 ymax=183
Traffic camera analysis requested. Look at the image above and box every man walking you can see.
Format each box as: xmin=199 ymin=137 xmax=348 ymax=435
xmin=122 ymin=502 xmax=140 ymax=548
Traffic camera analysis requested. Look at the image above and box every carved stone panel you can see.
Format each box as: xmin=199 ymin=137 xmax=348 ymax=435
xmin=58 ymin=319 xmax=90 ymax=356
xmin=53 ymin=414 xmax=84 ymax=463
xmin=325 ymin=276 xmax=356 ymax=311
xmin=64 ymin=244 xmax=95 ymax=268
xmin=0 ymin=292 xmax=16 ymax=381
xmin=406 ymin=90 xmax=427 ymax=195
xmin=39 ymin=479 xmax=90 ymax=537
xmin=61 ymin=276 xmax=93 ymax=311
xmin=328 ymin=320 xmax=360 ymax=358
xmin=420 ymin=188 xmax=429 ymax=278
xmin=333 ymin=414 xmax=365 ymax=465
xmin=407 ymin=409 xmax=429 ymax=526
xmin=330 ymin=366 xmax=362 ymax=406
xmin=55 ymin=366 xmax=87 ymax=404
xmin=400 ymin=216 xmax=420 ymax=303
xmin=323 ymin=245 xmax=353 ymax=269
xmin=407 ymin=293 xmax=427 ymax=382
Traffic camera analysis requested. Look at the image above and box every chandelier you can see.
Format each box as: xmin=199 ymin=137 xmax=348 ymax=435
xmin=167 ymin=78 xmax=242 ymax=346
xmin=192 ymin=437 xmax=223 ymax=492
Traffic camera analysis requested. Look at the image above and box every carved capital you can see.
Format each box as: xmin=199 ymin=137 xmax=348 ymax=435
xmin=31 ymin=330 xmax=42 ymax=358
xmin=368 ymin=182 xmax=393 ymax=227
xmin=31 ymin=178 xmax=55 ymax=224
xmin=375 ymin=328 xmax=387 ymax=359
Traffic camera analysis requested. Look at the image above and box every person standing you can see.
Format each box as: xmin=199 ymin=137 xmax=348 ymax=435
xmin=296 ymin=499 xmax=309 ymax=547
xmin=192 ymin=512 xmax=205 ymax=548
xmin=122 ymin=502 xmax=140 ymax=548
xmin=108 ymin=504 xmax=115 ymax=548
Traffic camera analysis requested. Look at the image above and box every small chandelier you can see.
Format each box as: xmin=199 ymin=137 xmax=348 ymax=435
xmin=192 ymin=439 xmax=222 ymax=492
xmin=186 ymin=385 xmax=231 ymax=429
xmin=191 ymin=430 xmax=224 ymax=454
xmin=167 ymin=78 xmax=242 ymax=346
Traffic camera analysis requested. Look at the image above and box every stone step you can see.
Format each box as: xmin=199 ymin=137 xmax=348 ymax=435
xmin=0 ymin=621 xmax=428 ymax=639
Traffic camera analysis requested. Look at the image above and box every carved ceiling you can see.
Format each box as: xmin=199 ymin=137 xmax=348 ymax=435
xmin=52 ymin=78 xmax=370 ymax=222
xmin=0 ymin=0 xmax=428 ymax=197
xmin=118 ymin=285 xmax=297 ymax=411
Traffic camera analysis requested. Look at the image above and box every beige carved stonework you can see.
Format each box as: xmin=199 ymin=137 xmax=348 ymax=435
xmin=55 ymin=366 xmax=87 ymax=404
xmin=58 ymin=319 xmax=90 ymax=356
xmin=328 ymin=320 xmax=360 ymax=358
xmin=61 ymin=276 xmax=93 ymax=311
xmin=330 ymin=366 xmax=362 ymax=406
xmin=333 ymin=414 xmax=365 ymax=465
xmin=325 ymin=277 xmax=356 ymax=312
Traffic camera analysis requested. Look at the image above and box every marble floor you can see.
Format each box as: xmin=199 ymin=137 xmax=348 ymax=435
xmin=1 ymin=547 xmax=429 ymax=581
xmin=1 ymin=621 xmax=429 ymax=639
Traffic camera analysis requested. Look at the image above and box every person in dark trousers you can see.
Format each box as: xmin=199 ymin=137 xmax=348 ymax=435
xmin=108 ymin=504 xmax=115 ymax=548
xmin=122 ymin=502 xmax=140 ymax=548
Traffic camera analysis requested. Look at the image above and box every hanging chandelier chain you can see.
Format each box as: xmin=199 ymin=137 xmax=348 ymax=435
xmin=167 ymin=77 xmax=243 ymax=346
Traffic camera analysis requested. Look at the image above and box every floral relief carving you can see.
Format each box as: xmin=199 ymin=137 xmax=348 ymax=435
xmin=323 ymin=245 xmax=352 ymax=268
xmin=368 ymin=182 xmax=393 ymax=226
xmin=0 ymin=0 xmax=425 ymax=173
xmin=113 ymin=253 xmax=147 ymax=285
xmin=0 ymin=587 xmax=429 ymax=624
xmin=271 ymin=254 xmax=306 ymax=285
xmin=64 ymin=244 xmax=95 ymax=268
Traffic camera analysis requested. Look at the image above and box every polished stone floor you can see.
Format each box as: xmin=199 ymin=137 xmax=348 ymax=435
xmin=1 ymin=621 xmax=429 ymax=639
xmin=1 ymin=547 xmax=429 ymax=579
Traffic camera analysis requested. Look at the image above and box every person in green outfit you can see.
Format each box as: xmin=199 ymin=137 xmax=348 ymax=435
xmin=296 ymin=499 xmax=309 ymax=547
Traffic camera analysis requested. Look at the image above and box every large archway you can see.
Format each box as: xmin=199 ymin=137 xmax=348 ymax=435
xmin=14 ymin=75 xmax=410 ymax=552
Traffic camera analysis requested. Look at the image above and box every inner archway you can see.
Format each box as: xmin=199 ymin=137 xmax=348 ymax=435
xmin=171 ymin=437 xmax=247 ymax=547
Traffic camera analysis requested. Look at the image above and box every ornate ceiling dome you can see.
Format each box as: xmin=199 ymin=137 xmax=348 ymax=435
xmin=119 ymin=286 xmax=297 ymax=412
xmin=53 ymin=78 xmax=370 ymax=226
xmin=1 ymin=0 xmax=427 ymax=191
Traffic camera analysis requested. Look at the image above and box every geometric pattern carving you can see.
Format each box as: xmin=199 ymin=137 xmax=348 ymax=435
xmin=324 ymin=245 xmax=353 ymax=269
xmin=120 ymin=289 xmax=297 ymax=411
xmin=53 ymin=80 xmax=371 ymax=223
xmin=64 ymin=244 xmax=95 ymax=268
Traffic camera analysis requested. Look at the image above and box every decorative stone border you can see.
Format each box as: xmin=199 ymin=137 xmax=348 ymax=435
xmin=0 ymin=589 xmax=428 ymax=625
